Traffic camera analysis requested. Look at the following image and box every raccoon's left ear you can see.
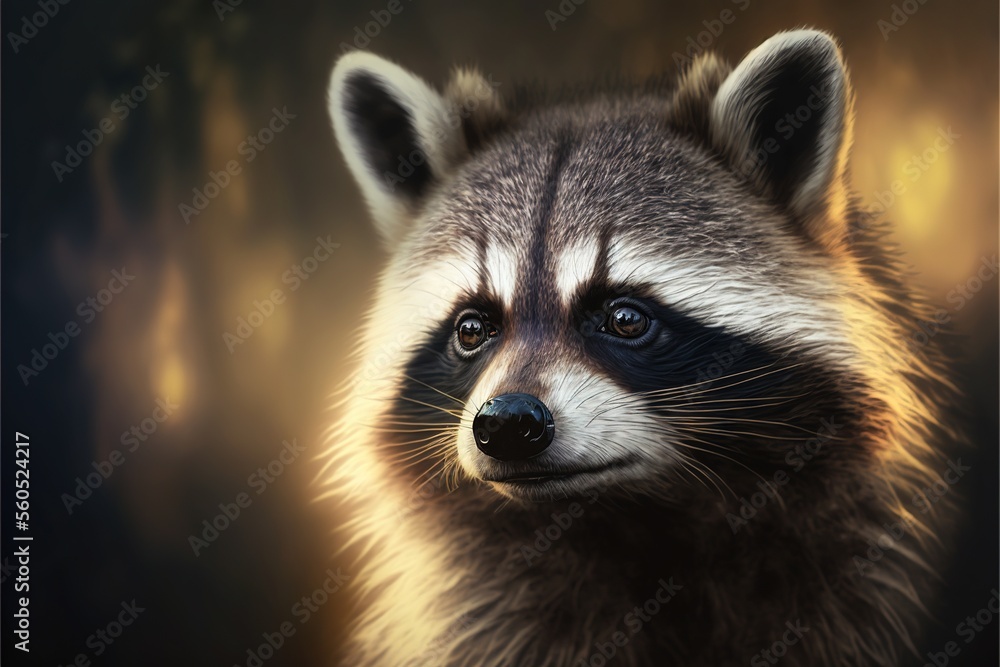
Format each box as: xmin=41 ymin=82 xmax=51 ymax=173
xmin=708 ymin=30 xmax=854 ymax=250
xmin=328 ymin=53 xmax=504 ymax=246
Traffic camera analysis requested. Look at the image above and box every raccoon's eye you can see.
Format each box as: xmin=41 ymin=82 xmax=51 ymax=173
xmin=456 ymin=312 xmax=497 ymax=351
xmin=606 ymin=305 xmax=649 ymax=338
xmin=458 ymin=317 xmax=486 ymax=349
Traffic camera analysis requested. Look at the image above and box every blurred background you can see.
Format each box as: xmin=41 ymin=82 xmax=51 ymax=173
xmin=1 ymin=0 xmax=996 ymax=665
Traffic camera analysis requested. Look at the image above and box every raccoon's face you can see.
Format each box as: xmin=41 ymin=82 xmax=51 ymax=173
xmin=329 ymin=31 xmax=873 ymax=503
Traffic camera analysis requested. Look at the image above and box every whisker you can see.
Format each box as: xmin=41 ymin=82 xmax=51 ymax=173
xmin=590 ymin=417 xmax=747 ymax=454
xmin=568 ymin=376 xmax=600 ymax=411
xmin=387 ymin=442 xmax=453 ymax=467
xmin=638 ymin=360 xmax=806 ymax=400
xmin=380 ymin=435 xmax=451 ymax=449
xmin=670 ymin=424 xmax=806 ymax=442
xmin=675 ymin=451 xmax=733 ymax=500
xmin=376 ymin=432 xmax=459 ymax=448
xmin=668 ymin=432 xmax=774 ymax=492
xmin=644 ymin=397 xmax=808 ymax=412
xmin=369 ymin=426 xmax=456 ymax=434
xmin=588 ymin=362 xmax=798 ymax=416
xmin=665 ymin=452 xmax=708 ymax=494
xmin=673 ymin=392 xmax=812 ymax=404
xmin=381 ymin=433 xmax=452 ymax=455
xmin=377 ymin=421 xmax=462 ymax=427
xmin=408 ymin=458 xmax=451 ymax=490
xmin=669 ymin=415 xmax=841 ymax=437
xmin=401 ymin=374 xmax=468 ymax=407
xmin=396 ymin=395 xmax=464 ymax=415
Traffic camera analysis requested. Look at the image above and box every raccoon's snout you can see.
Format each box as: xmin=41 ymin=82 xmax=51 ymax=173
xmin=473 ymin=393 xmax=555 ymax=461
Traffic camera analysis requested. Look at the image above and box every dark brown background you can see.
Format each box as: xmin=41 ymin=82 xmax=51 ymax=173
xmin=1 ymin=0 xmax=996 ymax=665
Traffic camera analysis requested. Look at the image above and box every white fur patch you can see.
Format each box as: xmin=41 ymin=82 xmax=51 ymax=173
xmin=484 ymin=243 xmax=518 ymax=305
xmin=605 ymin=236 xmax=853 ymax=362
xmin=348 ymin=248 xmax=479 ymax=415
xmin=555 ymin=239 xmax=601 ymax=306
xmin=457 ymin=357 xmax=667 ymax=488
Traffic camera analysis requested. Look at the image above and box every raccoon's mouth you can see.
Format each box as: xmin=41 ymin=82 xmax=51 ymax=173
xmin=482 ymin=460 xmax=631 ymax=486
xmin=486 ymin=471 xmax=577 ymax=484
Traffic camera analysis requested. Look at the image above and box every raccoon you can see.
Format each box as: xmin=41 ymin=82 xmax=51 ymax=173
xmin=321 ymin=29 xmax=957 ymax=666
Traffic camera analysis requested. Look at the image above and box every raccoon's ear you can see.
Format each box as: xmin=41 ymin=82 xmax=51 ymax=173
xmin=444 ymin=66 xmax=506 ymax=153
xmin=672 ymin=52 xmax=732 ymax=139
xmin=328 ymin=52 xmax=469 ymax=245
xmin=709 ymin=30 xmax=853 ymax=250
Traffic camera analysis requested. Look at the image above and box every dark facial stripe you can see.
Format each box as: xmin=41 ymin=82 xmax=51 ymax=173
xmin=475 ymin=233 xmax=490 ymax=297
xmin=590 ymin=225 xmax=613 ymax=289
xmin=518 ymin=136 xmax=574 ymax=324
xmin=572 ymin=293 xmax=873 ymax=486
xmin=383 ymin=305 xmax=501 ymax=479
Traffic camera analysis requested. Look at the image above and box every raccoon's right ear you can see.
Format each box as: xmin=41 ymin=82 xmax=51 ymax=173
xmin=328 ymin=53 xmax=504 ymax=245
xmin=707 ymin=30 xmax=854 ymax=251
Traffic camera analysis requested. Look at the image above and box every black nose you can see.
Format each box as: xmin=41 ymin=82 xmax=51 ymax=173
xmin=473 ymin=393 xmax=555 ymax=461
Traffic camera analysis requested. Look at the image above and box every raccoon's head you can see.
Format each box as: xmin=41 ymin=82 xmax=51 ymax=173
xmin=327 ymin=30 xmax=921 ymax=507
